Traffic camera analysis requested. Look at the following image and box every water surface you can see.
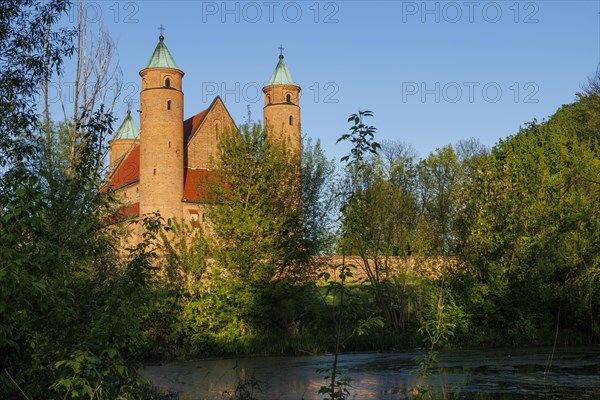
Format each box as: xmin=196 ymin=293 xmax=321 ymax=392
xmin=142 ymin=347 xmax=600 ymax=399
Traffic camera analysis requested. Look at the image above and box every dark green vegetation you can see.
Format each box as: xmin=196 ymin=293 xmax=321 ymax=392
xmin=2 ymin=1 xmax=600 ymax=398
xmin=0 ymin=1 xmax=174 ymax=398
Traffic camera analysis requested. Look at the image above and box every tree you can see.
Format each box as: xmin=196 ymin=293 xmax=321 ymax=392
xmin=0 ymin=102 xmax=160 ymax=399
xmin=453 ymin=94 xmax=600 ymax=345
xmin=203 ymin=123 xmax=312 ymax=334
xmin=0 ymin=0 xmax=73 ymax=172
xmin=302 ymin=136 xmax=337 ymax=254
xmin=42 ymin=0 xmax=123 ymax=175
xmin=0 ymin=2 xmax=161 ymax=398
xmin=339 ymin=141 xmax=421 ymax=330
xmin=415 ymin=145 xmax=460 ymax=257
xmin=337 ymin=110 xmax=380 ymax=167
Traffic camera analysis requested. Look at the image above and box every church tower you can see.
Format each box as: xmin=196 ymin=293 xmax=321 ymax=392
xmin=108 ymin=109 xmax=139 ymax=173
xmin=262 ymin=49 xmax=301 ymax=151
xmin=139 ymin=34 xmax=184 ymax=225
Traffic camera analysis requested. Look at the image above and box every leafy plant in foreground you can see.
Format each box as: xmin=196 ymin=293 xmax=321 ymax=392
xmin=318 ymin=110 xmax=385 ymax=400
xmin=318 ymin=260 xmax=384 ymax=400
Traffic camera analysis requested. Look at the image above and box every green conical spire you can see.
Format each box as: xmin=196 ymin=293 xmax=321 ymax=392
xmin=113 ymin=110 xmax=139 ymax=140
xmin=265 ymin=53 xmax=296 ymax=87
xmin=144 ymin=34 xmax=180 ymax=70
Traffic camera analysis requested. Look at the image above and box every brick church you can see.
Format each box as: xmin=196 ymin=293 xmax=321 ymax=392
xmin=105 ymin=34 xmax=301 ymax=238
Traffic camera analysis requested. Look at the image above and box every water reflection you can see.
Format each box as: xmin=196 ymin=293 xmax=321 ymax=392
xmin=141 ymin=347 xmax=600 ymax=399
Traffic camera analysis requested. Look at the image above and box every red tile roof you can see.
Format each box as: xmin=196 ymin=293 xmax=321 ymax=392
xmin=183 ymin=168 xmax=218 ymax=202
xmin=105 ymin=145 xmax=140 ymax=190
xmin=184 ymin=109 xmax=208 ymax=142
xmin=105 ymin=105 xmax=224 ymax=202
xmin=119 ymin=202 xmax=140 ymax=218
xmin=105 ymin=202 xmax=139 ymax=224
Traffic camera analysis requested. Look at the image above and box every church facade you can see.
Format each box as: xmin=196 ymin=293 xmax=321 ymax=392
xmin=105 ymin=35 xmax=301 ymax=238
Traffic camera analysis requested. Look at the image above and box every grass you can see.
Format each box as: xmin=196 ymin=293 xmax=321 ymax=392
xmin=140 ymin=279 xmax=429 ymax=361
xmin=170 ymin=326 xmax=424 ymax=359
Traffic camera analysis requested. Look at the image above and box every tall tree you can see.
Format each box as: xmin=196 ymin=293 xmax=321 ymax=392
xmin=0 ymin=2 xmax=162 ymax=398
xmin=415 ymin=145 xmax=460 ymax=257
xmin=454 ymin=93 xmax=600 ymax=344
xmin=340 ymin=140 xmax=421 ymax=329
xmin=0 ymin=0 xmax=73 ymax=172
xmin=43 ymin=0 xmax=123 ymax=175
xmin=302 ymin=137 xmax=337 ymax=254
xmin=204 ymin=123 xmax=311 ymax=334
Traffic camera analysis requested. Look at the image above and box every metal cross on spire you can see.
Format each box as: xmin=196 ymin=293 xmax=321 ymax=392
xmin=158 ymin=24 xmax=166 ymax=38
xmin=278 ymin=44 xmax=285 ymax=57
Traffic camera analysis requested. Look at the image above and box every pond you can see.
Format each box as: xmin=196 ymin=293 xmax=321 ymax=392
xmin=141 ymin=347 xmax=600 ymax=399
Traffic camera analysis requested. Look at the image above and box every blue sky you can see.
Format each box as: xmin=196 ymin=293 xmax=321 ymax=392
xmin=59 ymin=1 xmax=599 ymax=161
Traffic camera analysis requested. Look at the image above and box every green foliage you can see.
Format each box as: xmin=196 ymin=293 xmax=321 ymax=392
xmin=0 ymin=133 xmax=163 ymax=399
xmin=134 ymin=217 xmax=214 ymax=360
xmin=0 ymin=0 xmax=74 ymax=167
xmin=332 ymin=93 xmax=600 ymax=351
xmin=169 ymin=123 xmax=315 ymax=345
xmin=51 ymin=349 xmax=140 ymax=399
xmin=302 ymin=137 xmax=337 ymax=254
xmin=317 ymin=371 xmax=352 ymax=400
xmin=0 ymin=161 xmax=164 ymax=398
xmin=318 ymin=111 xmax=387 ymax=400
xmin=451 ymin=93 xmax=600 ymax=345
xmin=136 ymin=86 xmax=600 ymax=371
xmin=415 ymin=145 xmax=460 ymax=257
xmin=338 ymin=140 xmax=421 ymax=330
xmin=209 ymin=123 xmax=309 ymax=282
xmin=161 ymin=217 xmax=210 ymax=288
xmin=4 ymin=4 xmax=600 ymax=394
xmin=337 ymin=110 xmax=381 ymax=167
xmin=0 ymin=3 xmax=166 ymax=397
xmin=409 ymin=283 xmax=467 ymax=399
xmin=317 ymin=261 xmax=384 ymax=400
xmin=419 ymin=287 xmax=467 ymax=349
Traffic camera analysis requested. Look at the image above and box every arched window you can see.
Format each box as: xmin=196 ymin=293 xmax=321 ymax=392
xmin=167 ymin=218 xmax=172 ymax=227
xmin=135 ymin=188 xmax=140 ymax=201
xmin=215 ymin=121 xmax=220 ymax=140
xmin=286 ymin=94 xmax=291 ymax=103
xmin=267 ymin=94 xmax=271 ymax=104
xmin=165 ymin=78 xmax=171 ymax=87
xmin=289 ymin=115 xmax=293 ymax=125
xmin=167 ymin=100 xmax=171 ymax=110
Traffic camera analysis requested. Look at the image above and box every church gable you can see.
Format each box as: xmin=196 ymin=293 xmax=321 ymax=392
xmin=185 ymin=96 xmax=236 ymax=170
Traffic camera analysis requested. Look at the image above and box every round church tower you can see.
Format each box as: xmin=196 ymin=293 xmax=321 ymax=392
xmin=139 ymin=34 xmax=184 ymax=225
xmin=262 ymin=50 xmax=301 ymax=152
xmin=108 ymin=109 xmax=139 ymax=173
